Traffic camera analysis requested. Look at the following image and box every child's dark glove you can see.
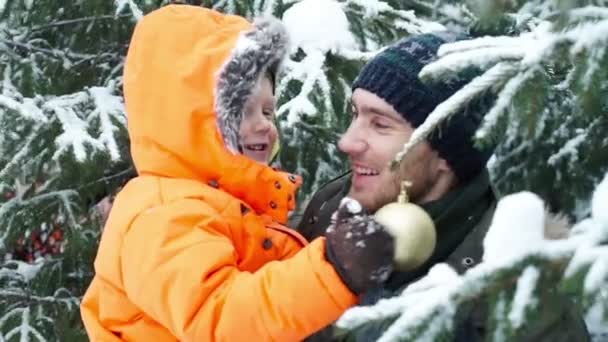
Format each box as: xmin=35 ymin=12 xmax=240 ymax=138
xmin=325 ymin=198 xmax=394 ymax=294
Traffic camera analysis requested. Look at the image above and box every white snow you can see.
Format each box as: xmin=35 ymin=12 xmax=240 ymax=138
xmin=0 ymin=67 xmax=47 ymax=123
xmin=424 ymin=47 xmax=525 ymax=80
xmin=337 ymin=263 xmax=461 ymax=341
xmin=395 ymin=62 xmax=517 ymax=166
xmin=418 ymin=18 xmax=608 ymax=153
xmin=115 ymin=0 xmax=143 ymax=21
xmin=48 ymin=93 xmax=105 ymax=162
xmin=1 ymin=307 xmax=47 ymax=341
xmin=234 ymin=36 xmax=260 ymax=54
xmin=492 ymin=293 xmax=508 ymax=342
xmin=483 ymin=192 xmax=546 ymax=266
xmin=547 ymin=127 xmax=590 ymax=166
xmin=0 ymin=96 xmax=47 ymax=122
xmin=15 ymin=261 xmax=44 ymax=282
xmin=89 ymin=86 xmax=126 ymax=161
xmin=568 ymin=6 xmax=608 ymax=20
xmin=282 ymin=0 xmax=356 ymax=55
xmin=334 ymin=176 xmax=608 ymax=341
xmin=277 ymin=51 xmax=327 ymax=125
xmin=401 ymin=263 xmax=460 ymax=294
xmin=0 ymin=260 xmax=43 ymax=283
xmin=340 ymin=197 xmax=362 ymax=214
xmin=584 ymin=253 xmax=608 ymax=293
xmin=508 ymin=265 xmax=540 ymax=329
xmin=592 ymin=172 xmax=608 ymax=228
xmin=393 ymin=9 xmax=446 ymax=34
xmin=476 ymin=68 xmax=534 ymax=140
xmin=568 ymin=19 xmax=608 ymax=55
xmin=344 ymin=0 xmax=391 ymax=18
xmin=585 ymin=301 xmax=608 ymax=340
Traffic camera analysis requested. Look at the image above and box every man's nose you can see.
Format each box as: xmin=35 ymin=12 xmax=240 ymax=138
xmin=338 ymin=122 xmax=366 ymax=155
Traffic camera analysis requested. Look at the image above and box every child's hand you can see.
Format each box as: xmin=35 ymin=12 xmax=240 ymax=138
xmin=324 ymin=198 xmax=394 ymax=294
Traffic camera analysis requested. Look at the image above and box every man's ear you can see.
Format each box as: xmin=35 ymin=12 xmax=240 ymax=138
xmin=437 ymin=157 xmax=452 ymax=173
xmin=437 ymin=157 xmax=458 ymax=189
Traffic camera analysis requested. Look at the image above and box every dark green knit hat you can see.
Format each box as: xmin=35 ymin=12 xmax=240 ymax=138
xmin=352 ymin=32 xmax=495 ymax=183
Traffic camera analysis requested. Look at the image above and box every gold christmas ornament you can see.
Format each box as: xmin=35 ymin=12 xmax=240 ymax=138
xmin=374 ymin=181 xmax=437 ymax=271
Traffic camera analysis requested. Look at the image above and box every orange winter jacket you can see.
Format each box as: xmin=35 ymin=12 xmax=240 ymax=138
xmin=80 ymin=5 xmax=356 ymax=342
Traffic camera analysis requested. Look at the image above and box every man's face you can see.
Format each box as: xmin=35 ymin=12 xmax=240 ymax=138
xmin=338 ymin=89 xmax=446 ymax=212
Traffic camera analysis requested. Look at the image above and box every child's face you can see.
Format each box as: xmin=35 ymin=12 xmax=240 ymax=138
xmin=239 ymin=76 xmax=278 ymax=164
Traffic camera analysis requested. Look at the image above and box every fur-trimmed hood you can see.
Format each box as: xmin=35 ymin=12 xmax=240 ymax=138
xmin=123 ymin=5 xmax=299 ymax=222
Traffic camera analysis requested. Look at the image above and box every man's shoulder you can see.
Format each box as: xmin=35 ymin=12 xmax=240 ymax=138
xmin=311 ymin=172 xmax=351 ymax=202
xmin=445 ymin=201 xmax=496 ymax=273
xmin=294 ymin=172 xmax=351 ymax=241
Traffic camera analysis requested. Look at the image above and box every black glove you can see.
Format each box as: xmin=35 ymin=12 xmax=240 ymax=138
xmin=324 ymin=197 xmax=395 ymax=294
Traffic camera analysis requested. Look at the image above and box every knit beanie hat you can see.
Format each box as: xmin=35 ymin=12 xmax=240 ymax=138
xmin=352 ymin=32 xmax=495 ymax=183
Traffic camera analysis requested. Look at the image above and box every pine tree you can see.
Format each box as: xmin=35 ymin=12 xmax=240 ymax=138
xmin=1 ymin=0 xmax=606 ymax=341
xmin=335 ymin=0 xmax=608 ymax=340
xmin=0 ymin=1 xmax=139 ymax=340
xmin=0 ymin=0 xmax=445 ymax=339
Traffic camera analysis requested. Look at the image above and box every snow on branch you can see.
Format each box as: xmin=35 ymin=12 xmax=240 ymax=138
xmin=2 ymin=71 xmax=124 ymax=164
xmin=420 ymin=46 xmax=526 ymax=81
xmin=48 ymin=92 xmax=106 ymax=162
xmin=547 ymin=129 xmax=590 ymax=166
xmin=277 ymin=0 xmax=448 ymax=127
xmin=405 ymin=14 xmax=607 ymax=166
xmin=337 ymin=174 xmax=608 ymax=341
xmin=391 ymin=62 xmax=518 ymax=169
xmin=392 ymin=9 xmax=446 ymax=34
xmin=0 ymin=96 xmax=46 ymax=122
xmin=0 ymin=289 xmax=78 ymax=309
xmin=1 ymin=67 xmax=47 ymax=122
xmin=0 ymin=307 xmax=46 ymax=342
xmin=276 ymin=52 xmax=328 ymax=125
xmin=0 ymin=260 xmax=43 ymax=283
xmin=343 ymin=0 xmax=445 ymax=33
xmin=436 ymin=36 xmax=524 ymax=57
xmin=567 ymin=6 xmax=608 ymax=21
xmin=31 ymin=85 xmax=126 ymax=163
xmin=509 ymin=265 xmax=540 ymax=329
xmin=0 ymin=125 xmax=43 ymax=180
xmin=475 ymin=66 xmax=536 ymax=140
xmin=19 ymin=190 xmax=81 ymax=229
xmin=115 ymin=0 xmax=143 ymax=21
xmin=566 ymin=19 xmax=608 ymax=54
xmin=88 ymin=85 xmax=126 ymax=161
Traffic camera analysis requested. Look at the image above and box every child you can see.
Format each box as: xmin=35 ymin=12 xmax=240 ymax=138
xmin=81 ymin=5 xmax=394 ymax=341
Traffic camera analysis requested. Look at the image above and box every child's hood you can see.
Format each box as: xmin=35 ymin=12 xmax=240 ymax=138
xmin=123 ymin=5 xmax=299 ymax=222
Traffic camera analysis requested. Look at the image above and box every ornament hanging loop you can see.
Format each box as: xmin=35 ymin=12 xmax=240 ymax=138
xmin=397 ymin=181 xmax=412 ymax=204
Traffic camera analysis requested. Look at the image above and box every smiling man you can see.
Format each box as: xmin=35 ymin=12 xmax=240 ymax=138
xmin=297 ymin=33 xmax=590 ymax=341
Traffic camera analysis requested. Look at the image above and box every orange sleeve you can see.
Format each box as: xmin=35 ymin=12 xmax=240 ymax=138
xmin=120 ymin=199 xmax=356 ymax=341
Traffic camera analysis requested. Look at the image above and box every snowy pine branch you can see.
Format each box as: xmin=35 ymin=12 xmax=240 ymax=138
xmin=0 ymin=308 xmax=46 ymax=342
xmin=400 ymin=11 xmax=608 ymax=178
xmin=475 ymin=66 xmax=536 ymax=140
xmin=0 ymin=78 xmax=125 ymax=163
xmin=391 ymin=62 xmax=518 ymax=168
xmin=338 ymin=174 xmax=608 ymax=341
xmin=115 ymin=0 xmax=143 ymax=20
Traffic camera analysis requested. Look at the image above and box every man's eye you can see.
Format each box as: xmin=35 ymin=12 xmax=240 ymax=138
xmin=263 ymin=110 xmax=274 ymax=118
xmin=372 ymin=120 xmax=390 ymax=129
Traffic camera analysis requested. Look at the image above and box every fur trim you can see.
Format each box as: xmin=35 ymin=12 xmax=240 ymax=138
xmin=215 ymin=16 xmax=289 ymax=153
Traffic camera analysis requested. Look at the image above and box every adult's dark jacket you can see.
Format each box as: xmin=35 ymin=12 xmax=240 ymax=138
xmin=294 ymin=170 xmax=590 ymax=342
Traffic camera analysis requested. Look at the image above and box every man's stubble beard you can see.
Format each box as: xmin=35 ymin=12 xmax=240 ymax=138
xmin=350 ymin=162 xmax=434 ymax=214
